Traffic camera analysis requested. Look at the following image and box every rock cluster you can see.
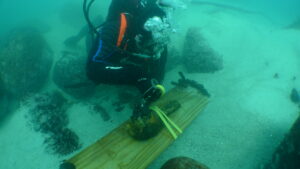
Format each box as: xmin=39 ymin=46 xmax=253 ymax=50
xmin=53 ymin=50 xmax=96 ymax=99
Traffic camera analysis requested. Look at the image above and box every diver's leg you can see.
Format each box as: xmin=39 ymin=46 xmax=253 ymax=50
xmin=64 ymin=25 xmax=89 ymax=47
xmin=86 ymin=61 xmax=164 ymax=118
xmin=86 ymin=61 xmax=151 ymax=91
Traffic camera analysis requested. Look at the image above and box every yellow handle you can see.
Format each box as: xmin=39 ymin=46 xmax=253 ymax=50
xmin=160 ymin=110 xmax=183 ymax=134
xmin=155 ymin=84 xmax=166 ymax=96
xmin=150 ymin=106 xmax=182 ymax=139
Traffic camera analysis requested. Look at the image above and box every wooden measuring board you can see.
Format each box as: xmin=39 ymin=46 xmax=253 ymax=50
xmin=63 ymin=87 xmax=209 ymax=169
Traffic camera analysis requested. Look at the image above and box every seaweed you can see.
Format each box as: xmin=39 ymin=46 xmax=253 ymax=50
xmin=92 ymin=104 xmax=111 ymax=121
xmin=29 ymin=91 xmax=69 ymax=133
xmin=27 ymin=91 xmax=81 ymax=156
xmin=44 ymin=128 xmax=82 ymax=156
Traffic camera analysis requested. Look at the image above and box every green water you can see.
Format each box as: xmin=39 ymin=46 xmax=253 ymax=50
xmin=0 ymin=0 xmax=299 ymax=169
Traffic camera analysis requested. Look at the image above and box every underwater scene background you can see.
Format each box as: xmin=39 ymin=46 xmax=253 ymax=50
xmin=0 ymin=0 xmax=300 ymax=169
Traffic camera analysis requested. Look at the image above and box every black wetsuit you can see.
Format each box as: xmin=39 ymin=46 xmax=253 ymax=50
xmin=86 ymin=0 xmax=167 ymax=94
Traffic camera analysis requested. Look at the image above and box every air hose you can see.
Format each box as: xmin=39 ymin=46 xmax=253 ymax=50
xmin=83 ymin=0 xmax=98 ymax=35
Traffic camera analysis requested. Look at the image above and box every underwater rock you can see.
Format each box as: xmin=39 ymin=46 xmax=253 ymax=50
xmin=59 ymin=162 xmax=76 ymax=169
xmin=160 ymin=156 xmax=210 ymax=169
xmin=182 ymin=27 xmax=223 ymax=73
xmin=263 ymin=117 xmax=300 ymax=169
xmin=286 ymin=18 xmax=300 ymax=30
xmin=53 ymin=50 xmax=96 ymax=99
xmin=27 ymin=91 xmax=69 ymax=133
xmin=18 ymin=20 xmax=52 ymax=34
xmin=0 ymin=77 xmax=20 ymax=123
xmin=0 ymin=27 xmax=53 ymax=97
xmin=44 ymin=128 xmax=82 ymax=156
xmin=290 ymin=88 xmax=299 ymax=104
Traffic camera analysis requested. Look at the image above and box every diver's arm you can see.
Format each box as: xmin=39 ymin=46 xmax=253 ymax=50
xmin=64 ymin=25 xmax=89 ymax=46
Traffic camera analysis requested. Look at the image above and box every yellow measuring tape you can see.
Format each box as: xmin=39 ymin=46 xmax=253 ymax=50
xmin=149 ymin=106 xmax=183 ymax=139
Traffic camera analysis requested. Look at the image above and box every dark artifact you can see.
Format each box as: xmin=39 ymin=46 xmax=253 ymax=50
xmin=290 ymin=88 xmax=299 ymax=104
xmin=160 ymin=156 xmax=210 ymax=169
xmin=127 ymin=100 xmax=181 ymax=140
xmin=263 ymin=116 xmax=300 ymax=169
xmin=172 ymin=72 xmax=210 ymax=97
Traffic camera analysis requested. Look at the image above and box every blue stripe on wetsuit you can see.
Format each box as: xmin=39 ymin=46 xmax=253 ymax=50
xmin=92 ymin=33 xmax=115 ymax=64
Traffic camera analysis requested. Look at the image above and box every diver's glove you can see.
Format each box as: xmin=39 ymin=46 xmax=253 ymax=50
xmin=131 ymin=99 xmax=151 ymax=120
xmin=132 ymin=53 xmax=162 ymax=61
xmin=131 ymin=84 xmax=165 ymax=120
xmin=132 ymin=53 xmax=152 ymax=60
xmin=143 ymin=84 xmax=165 ymax=103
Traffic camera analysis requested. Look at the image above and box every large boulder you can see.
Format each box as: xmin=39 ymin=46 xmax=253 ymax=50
xmin=0 ymin=28 xmax=53 ymax=97
xmin=263 ymin=117 xmax=300 ymax=169
xmin=52 ymin=50 xmax=96 ymax=99
xmin=182 ymin=27 xmax=223 ymax=73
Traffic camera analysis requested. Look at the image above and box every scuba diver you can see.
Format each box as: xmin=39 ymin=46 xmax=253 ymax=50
xmin=84 ymin=0 xmax=173 ymax=120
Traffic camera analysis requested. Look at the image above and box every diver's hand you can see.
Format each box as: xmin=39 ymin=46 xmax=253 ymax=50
xmin=131 ymin=100 xmax=151 ymax=120
xmin=132 ymin=53 xmax=152 ymax=60
xmin=152 ymin=53 xmax=161 ymax=60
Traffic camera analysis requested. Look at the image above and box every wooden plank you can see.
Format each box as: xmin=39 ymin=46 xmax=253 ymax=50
xmin=66 ymin=87 xmax=209 ymax=169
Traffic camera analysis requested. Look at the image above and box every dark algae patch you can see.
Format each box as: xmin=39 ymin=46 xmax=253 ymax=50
xmin=26 ymin=91 xmax=81 ymax=156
